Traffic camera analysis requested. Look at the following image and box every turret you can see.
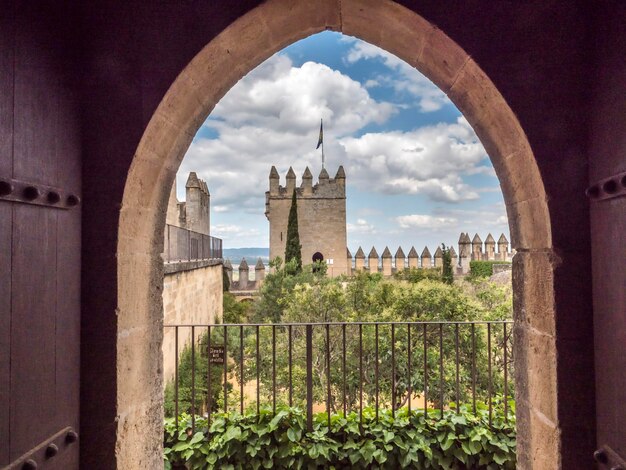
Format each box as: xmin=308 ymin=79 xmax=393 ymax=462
xmin=269 ymin=166 xmax=279 ymax=196
xmin=286 ymin=167 xmax=296 ymax=195
xmin=355 ymin=247 xmax=366 ymax=271
xmin=185 ymin=172 xmax=210 ymax=234
xmin=335 ymin=166 xmax=346 ymax=195
xmin=368 ymin=247 xmax=379 ymax=273
xmin=421 ymin=247 xmax=432 ymax=268
xmin=471 ymin=233 xmax=483 ymax=260
xmin=449 ymin=246 xmax=458 ymax=269
xmin=223 ymin=259 xmax=233 ymax=287
xmin=238 ymin=258 xmax=249 ymax=290
xmin=302 ymin=167 xmax=313 ymax=197
xmin=318 ymin=167 xmax=329 ymax=186
xmin=255 ymin=258 xmax=265 ymax=287
xmin=497 ymin=234 xmax=509 ymax=261
xmin=485 ymin=233 xmax=496 ymax=260
xmin=395 ymin=247 xmax=406 ymax=272
xmin=381 ymin=247 xmax=392 ymax=277
xmin=458 ymin=233 xmax=471 ymax=273
xmin=407 ymin=246 xmax=419 ymax=269
xmin=433 ymin=246 xmax=443 ymax=268
xmin=346 ymin=248 xmax=353 ymax=276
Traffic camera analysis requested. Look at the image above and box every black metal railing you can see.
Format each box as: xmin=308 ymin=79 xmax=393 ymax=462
xmin=164 ymin=224 xmax=222 ymax=262
xmin=164 ymin=321 xmax=514 ymax=434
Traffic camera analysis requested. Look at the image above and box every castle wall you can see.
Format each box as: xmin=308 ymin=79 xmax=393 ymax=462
xmin=161 ymin=261 xmax=223 ymax=382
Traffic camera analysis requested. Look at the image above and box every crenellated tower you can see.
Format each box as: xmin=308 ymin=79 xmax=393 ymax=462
xmin=265 ymin=165 xmax=348 ymax=276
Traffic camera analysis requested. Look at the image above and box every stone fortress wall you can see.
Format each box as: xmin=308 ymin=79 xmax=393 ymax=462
xmin=226 ymin=232 xmax=513 ymax=285
xmin=265 ymin=165 xmax=348 ymax=277
xmin=349 ymin=232 xmax=513 ymax=276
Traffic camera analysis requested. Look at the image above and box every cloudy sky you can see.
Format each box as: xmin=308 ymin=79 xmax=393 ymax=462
xmin=176 ymin=32 xmax=509 ymax=252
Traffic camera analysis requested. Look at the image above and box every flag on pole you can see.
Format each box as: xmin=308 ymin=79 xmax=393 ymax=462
xmin=316 ymin=119 xmax=323 ymax=149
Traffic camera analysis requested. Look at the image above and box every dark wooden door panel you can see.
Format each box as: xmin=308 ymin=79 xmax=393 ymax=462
xmin=592 ymin=198 xmax=626 ymax=462
xmin=10 ymin=205 xmax=58 ymax=461
xmin=0 ymin=204 xmax=12 ymax=465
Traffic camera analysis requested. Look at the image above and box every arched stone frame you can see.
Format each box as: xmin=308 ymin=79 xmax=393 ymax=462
xmin=117 ymin=0 xmax=557 ymax=468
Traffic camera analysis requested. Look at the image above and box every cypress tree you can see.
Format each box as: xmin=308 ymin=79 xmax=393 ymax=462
xmin=441 ymin=243 xmax=454 ymax=284
xmin=284 ymin=189 xmax=302 ymax=273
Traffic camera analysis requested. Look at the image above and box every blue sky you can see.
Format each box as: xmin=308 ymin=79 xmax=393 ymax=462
xmin=177 ymin=32 xmax=509 ymax=252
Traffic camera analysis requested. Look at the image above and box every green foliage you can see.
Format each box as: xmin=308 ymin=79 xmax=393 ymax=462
xmin=468 ymin=261 xmax=510 ymax=279
xmin=164 ymin=404 xmax=516 ymax=469
xmin=164 ymin=330 xmax=235 ymax=418
xmin=441 ymin=244 xmax=454 ymax=285
xmin=393 ymin=267 xmax=442 ymax=284
xmin=253 ymin=257 xmax=323 ymax=322
xmin=223 ymin=292 xmax=250 ymax=324
xmin=284 ymin=189 xmax=302 ymax=273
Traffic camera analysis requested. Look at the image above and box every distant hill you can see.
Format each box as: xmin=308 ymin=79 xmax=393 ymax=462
xmin=223 ymin=247 xmax=269 ymax=267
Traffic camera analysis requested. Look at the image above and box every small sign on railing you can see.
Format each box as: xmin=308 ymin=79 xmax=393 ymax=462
xmin=209 ymin=346 xmax=225 ymax=364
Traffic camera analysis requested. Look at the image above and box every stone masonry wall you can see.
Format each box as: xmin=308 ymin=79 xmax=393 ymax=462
xmin=162 ymin=261 xmax=223 ymax=382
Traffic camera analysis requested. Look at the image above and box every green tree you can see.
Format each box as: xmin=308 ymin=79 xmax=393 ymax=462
xmin=441 ymin=243 xmax=454 ymax=285
xmin=284 ymin=189 xmax=302 ymax=273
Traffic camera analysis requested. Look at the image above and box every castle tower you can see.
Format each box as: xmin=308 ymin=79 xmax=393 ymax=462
xmin=498 ymin=234 xmax=509 ymax=261
xmin=368 ymin=247 xmax=379 ymax=273
xmin=395 ymin=247 xmax=406 ymax=272
xmin=381 ymin=247 xmax=393 ymax=276
xmin=354 ymin=247 xmax=366 ymax=271
xmin=449 ymin=246 xmax=458 ymax=268
xmin=265 ymin=165 xmax=348 ymax=276
xmin=346 ymin=248 xmax=353 ymax=276
xmin=407 ymin=246 xmax=419 ymax=268
xmin=238 ymin=258 xmax=249 ymax=290
xmin=255 ymin=258 xmax=265 ymax=287
xmin=421 ymin=246 xmax=432 ymax=268
xmin=458 ymin=233 xmax=471 ymax=273
xmin=471 ymin=233 xmax=483 ymax=260
xmin=433 ymin=246 xmax=443 ymax=268
xmin=185 ymin=172 xmax=210 ymax=235
xmin=485 ymin=233 xmax=496 ymax=260
xmin=223 ymin=259 xmax=233 ymax=286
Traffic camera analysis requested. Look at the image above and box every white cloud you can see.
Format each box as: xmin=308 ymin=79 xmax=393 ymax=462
xmin=337 ymin=117 xmax=485 ymax=202
xmin=396 ymin=214 xmax=458 ymax=229
xmin=178 ymin=53 xmax=396 ymax=211
xmin=347 ymin=218 xmax=377 ymax=234
xmin=344 ymin=40 xmax=449 ymax=112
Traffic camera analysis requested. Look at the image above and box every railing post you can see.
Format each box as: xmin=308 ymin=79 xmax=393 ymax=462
xmin=306 ymin=324 xmax=313 ymax=432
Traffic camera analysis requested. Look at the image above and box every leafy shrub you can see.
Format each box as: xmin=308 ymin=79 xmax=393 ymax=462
xmin=468 ymin=261 xmax=510 ymax=279
xmin=393 ymin=267 xmax=442 ymax=284
xmin=164 ymin=403 xmax=516 ymax=469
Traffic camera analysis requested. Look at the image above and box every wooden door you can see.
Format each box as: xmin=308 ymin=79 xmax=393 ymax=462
xmin=0 ymin=3 xmax=81 ymax=468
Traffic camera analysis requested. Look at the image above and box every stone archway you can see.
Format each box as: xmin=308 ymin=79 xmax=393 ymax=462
xmin=118 ymin=0 xmax=556 ymax=468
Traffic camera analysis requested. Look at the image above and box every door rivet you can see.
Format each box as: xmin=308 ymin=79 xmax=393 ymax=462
xmin=45 ymin=443 xmax=59 ymax=458
xmin=594 ymin=449 xmax=609 ymax=464
xmin=23 ymin=186 xmax=40 ymax=201
xmin=22 ymin=459 xmax=37 ymax=469
xmin=0 ymin=180 xmax=12 ymax=196
xmin=66 ymin=430 xmax=78 ymax=443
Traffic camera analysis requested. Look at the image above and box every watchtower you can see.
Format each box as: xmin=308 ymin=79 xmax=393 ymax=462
xmin=265 ymin=165 xmax=348 ymax=276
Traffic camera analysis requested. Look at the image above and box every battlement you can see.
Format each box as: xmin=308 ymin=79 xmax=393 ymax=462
xmin=348 ymin=232 xmax=513 ymax=276
xmin=266 ymin=165 xmax=346 ymax=202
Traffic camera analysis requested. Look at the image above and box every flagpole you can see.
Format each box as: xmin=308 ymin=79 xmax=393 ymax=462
xmin=321 ymin=119 xmax=325 ymax=169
